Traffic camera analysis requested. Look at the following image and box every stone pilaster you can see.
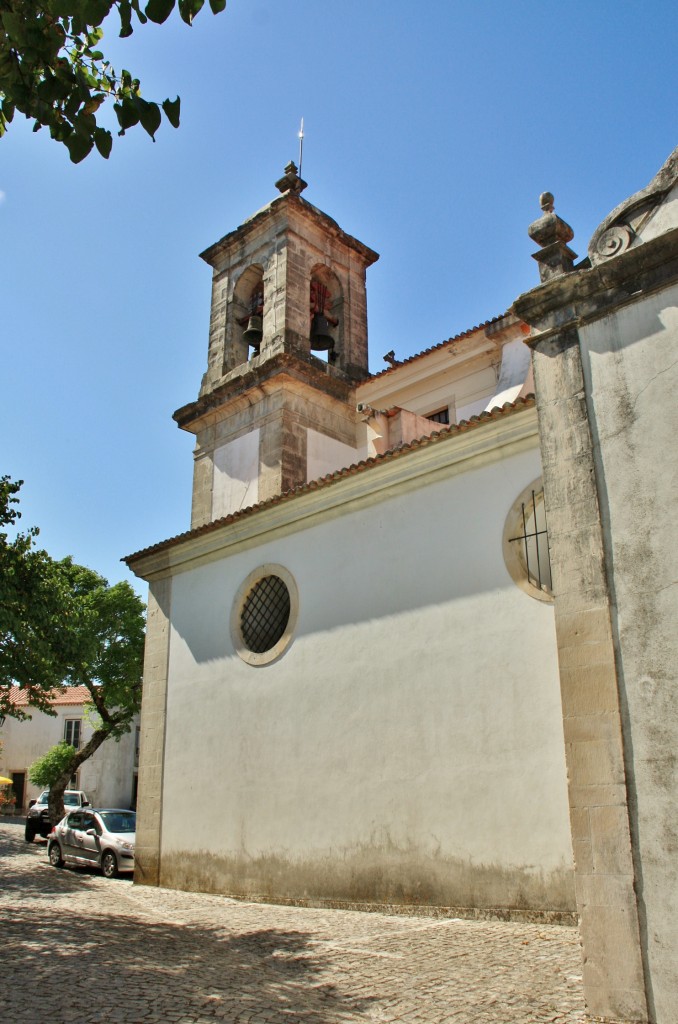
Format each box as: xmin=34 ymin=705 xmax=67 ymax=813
xmin=134 ymin=577 xmax=172 ymax=888
xmin=530 ymin=332 xmax=648 ymax=1022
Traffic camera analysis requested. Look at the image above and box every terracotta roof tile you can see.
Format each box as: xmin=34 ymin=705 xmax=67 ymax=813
xmin=7 ymin=686 xmax=91 ymax=708
xmin=124 ymin=395 xmax=535 ymax=566
xmin=367 ymin=312 xmax=511 ymax=381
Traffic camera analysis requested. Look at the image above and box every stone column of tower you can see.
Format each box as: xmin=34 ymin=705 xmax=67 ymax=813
xmin=173 ymin=163 xmax=379 ymax=528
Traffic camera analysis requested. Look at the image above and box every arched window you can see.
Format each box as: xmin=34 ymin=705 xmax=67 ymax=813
xmin=232 ymin=265 xmax=265 ymax=362
xmin=309 ymin=267 xmax=342 ymax=364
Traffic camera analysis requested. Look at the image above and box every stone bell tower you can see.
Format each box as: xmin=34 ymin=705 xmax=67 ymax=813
xmin=174 ymin=163 xmax=379 ymax=529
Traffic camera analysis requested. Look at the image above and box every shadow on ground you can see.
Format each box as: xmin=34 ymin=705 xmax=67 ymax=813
xmin=0 ymin=824 xmax=378 ymax=1023
xmin=3 ymin=907 xmax=375 ymax=1022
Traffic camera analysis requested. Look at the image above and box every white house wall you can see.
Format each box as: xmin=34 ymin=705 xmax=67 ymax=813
xmin=155 ymin=443 xmax=574 ymax=912
xmin=0 ymin=707 xmax=138 ymax=810
xmin=360 ymin=360 xmax=498 ymax=425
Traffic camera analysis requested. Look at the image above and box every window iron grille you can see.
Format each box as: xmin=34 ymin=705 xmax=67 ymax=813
xmin=240 ymin=575 xmax=291 ymax=654
xmin=508 ymin=489 xmax=552 ymax=593
xmin=426 ymin=408 xmax=450 ymax=425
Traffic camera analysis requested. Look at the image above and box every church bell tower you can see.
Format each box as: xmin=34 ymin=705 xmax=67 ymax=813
xmin=174 ymin=163 xmax=379 ymax=528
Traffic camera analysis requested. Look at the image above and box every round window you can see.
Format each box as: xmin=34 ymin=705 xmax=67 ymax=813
xmin=502 ymin=479 xmax=554 ymax=602
xmin=231 ymin=565 xmax=299 ymax=666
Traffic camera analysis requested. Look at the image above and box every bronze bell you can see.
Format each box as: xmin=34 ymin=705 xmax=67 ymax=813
xmin=242 ymin=314 xmax=263 ymax=350
xmin=310 ymin=313 xmax=334 ymax=352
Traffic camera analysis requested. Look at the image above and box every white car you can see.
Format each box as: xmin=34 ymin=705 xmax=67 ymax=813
xmin=47 ymin=808 xmax=136 ymax=878
xmin=25 ymin=789 xmax=90 ymax=841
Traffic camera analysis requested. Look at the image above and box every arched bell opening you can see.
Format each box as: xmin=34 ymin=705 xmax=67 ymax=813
xmin=230 ymin=264 xmax=265 ymax=367
xmin=309 ymin=267 xmax=343 ymax=365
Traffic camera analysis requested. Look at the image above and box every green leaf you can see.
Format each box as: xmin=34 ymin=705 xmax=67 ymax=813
xmin=131 ymin=0 xmax=148 ymax=24
xmin=94 ymin=126 xmax=112 ymax=158
xmin=178 ymin=0 xmax=204 ymax=25
xmin=1 ymin=13 xmax=25 ymax=40
xmin=118 ymin=0 xmax=133 ymax=36
xmin=209 ymin=0 xmax=226 ymax=12
xmin=137 ymin=97 xmax=161 ymax=139
xmin=145 ymin=0 xmax=175 ymax=24
xmin=1 ymin=99 xmax=15 ymax=124
xmin=64 ymin=131 xmax=94 ymax=163
xmin=162 ymin=96 xmax=180 ymax=128
xmin=84 ymin=4 xmax=113 ymax=29
xmin=114 ymin=97 xmax=140 ymax=130
xmin=64 ymin=90 xmax=83 ymax=120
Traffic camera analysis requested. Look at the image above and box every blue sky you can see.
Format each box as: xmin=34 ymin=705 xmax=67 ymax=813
xmin=2 ymin=0 xmax=677 ymax=596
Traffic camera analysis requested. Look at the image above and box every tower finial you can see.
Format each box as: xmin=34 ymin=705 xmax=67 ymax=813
xmin=275 ymin=160 xmax=307 ymax=196
xmin=528 ymin=192 xmax=577 ymax=282
xmin=540 ymin=191 xmax=555 ymax=213
xmin=298 ymin=118 xmax=304 ymax=179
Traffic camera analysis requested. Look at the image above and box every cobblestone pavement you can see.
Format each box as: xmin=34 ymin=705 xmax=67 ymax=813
xmin=0 ymin=820 xmax=587 ymax=1024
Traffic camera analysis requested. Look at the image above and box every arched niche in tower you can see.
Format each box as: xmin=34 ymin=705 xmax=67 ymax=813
xmin=309 ymin=266 xmax=343 ymax=366
xmin=226 ymin=264 xmax=265 ymax=370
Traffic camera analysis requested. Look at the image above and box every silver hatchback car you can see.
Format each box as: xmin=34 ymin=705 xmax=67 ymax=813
xmin=47 ymin=809 xmax=136 ymax=878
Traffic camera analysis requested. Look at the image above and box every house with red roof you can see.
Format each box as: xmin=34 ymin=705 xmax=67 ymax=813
xmin=0 ymin=686 xmax=139 ymax=813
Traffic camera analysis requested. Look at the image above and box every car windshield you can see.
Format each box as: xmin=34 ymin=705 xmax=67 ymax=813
xmin=64 ymin=794 xmax=80 ymax=806
xmin=98 ymin=811 xmax=136 ymax=834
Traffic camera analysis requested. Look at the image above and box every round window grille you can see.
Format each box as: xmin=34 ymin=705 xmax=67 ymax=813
xmin=503 ymin=479 xmax=554 ymax=603
xmin=231 ymin=565 xmax=299 ymax=666
xmin=241 ymin=574 xmax=291 ymax=653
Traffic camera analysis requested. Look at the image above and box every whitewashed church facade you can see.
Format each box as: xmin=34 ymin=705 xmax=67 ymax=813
xmin=126 ymin=162 xmax=574 ymax=916
xmin=127 ymin=148 xmax=678 ymax=1024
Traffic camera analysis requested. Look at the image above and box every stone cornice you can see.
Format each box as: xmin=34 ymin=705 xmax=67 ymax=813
xmin=514 ymin=226 xmax=678 ymax=342
xmin=174 ymin=353 xmax=355 ymax=432
xmin=126 ymin=403 xmax=538 ymax=582
xmin=199 ymin=192 xmax=379 ymax=270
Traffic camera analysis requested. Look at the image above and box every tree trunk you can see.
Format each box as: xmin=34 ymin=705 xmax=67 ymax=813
xmin=47 ymin=728 xmax=110 ymax=825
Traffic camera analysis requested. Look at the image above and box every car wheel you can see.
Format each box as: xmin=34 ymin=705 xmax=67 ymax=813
xmin=48 ymin=842 xmax=64 ymax=868
xmin=24 ymin=824 xmax=36 ymax=843
xmin=101 ymin=851 xmax=118 ymax=879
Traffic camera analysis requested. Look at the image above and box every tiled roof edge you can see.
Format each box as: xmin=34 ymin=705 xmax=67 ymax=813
xmin=124 ymin=395 xmax=536 ymax=565
xmin=367 ymin=311 xmax=512 ymax=381
xmin=6 ymin=685 xmax=92 ymax=708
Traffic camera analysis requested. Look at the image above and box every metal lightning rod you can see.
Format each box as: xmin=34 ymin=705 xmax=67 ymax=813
xmin=298 ymin=118 xmax=304 ymax=180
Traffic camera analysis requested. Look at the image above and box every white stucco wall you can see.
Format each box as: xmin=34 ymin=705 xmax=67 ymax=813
xmin=0 ymin=707 xmax=138 ymax=810
xmin=306 ymin=428 xmax=357 ymax=481
xmin=212 ymin=430 xmax=260 ymax=518
xmin=484 ymin=339 xmax=532 ymax=411
xmin=580 ymin=283 xmax=678 ymax=1020
xmin=155 ymin=441 xmax=574 ymax=910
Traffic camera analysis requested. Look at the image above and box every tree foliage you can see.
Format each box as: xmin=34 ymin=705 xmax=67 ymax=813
xmin=28 ymin=740 xmax=77 ymax=787
xmin=0 ymin=477 xmax=146 ymax=823
xmin=0 ymin=0 xmax=227 ymax=162
xmin=0 ymin=476 xmax=76 ymax=715
xmin=33 ymin=567 xmax=145 ymax=824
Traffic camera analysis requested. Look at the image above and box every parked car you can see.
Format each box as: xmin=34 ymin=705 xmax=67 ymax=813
xmin=24 ymin=789 xmax=90 ymax=841
xmin=47 ymin=808 xmax=136 ymax=878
